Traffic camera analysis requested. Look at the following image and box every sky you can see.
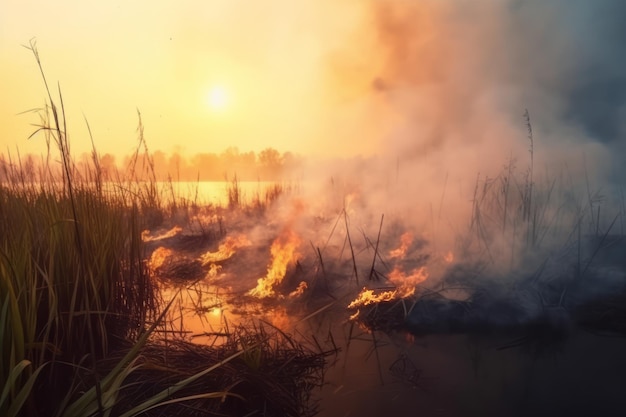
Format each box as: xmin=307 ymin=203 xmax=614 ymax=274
xmin=0 ymin=0 xmax=367 ymax=158
xmin=1 ymin=0 xmax=625 ymax=174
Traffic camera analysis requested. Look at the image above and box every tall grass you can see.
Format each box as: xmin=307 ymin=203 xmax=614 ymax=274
xmin=0 ymin=41 xmax=160 ymax=415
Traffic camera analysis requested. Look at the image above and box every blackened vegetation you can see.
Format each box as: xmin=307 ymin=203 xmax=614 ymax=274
xmin=352 ymin=269 xmax=626 ymax=356
xmin=101 ymin=325 xmax=334 ymax=417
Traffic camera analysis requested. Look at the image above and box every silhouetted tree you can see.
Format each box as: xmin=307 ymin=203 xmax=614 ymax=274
xmin=258 ymin=147 xmax=282 ymax=179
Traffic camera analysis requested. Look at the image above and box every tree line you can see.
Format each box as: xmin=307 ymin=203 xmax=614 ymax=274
xmin=0 ymin=147 xmax=303 ymax=183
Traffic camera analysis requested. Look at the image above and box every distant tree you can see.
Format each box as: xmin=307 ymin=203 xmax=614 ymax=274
xmin=152 ymin=151 xmax=168 ymax=180
xmin=99 ymin=153 xmax=116 ymax=180
xmin=258 ymin=148 xmax=282 ymax=179
xmin=168 ymin=152 xmax=191 ymax=181
xmin=221 ymin=147 xmax=241 ymax=179
xmin=191 ymin=152 xmax=221 ymax=180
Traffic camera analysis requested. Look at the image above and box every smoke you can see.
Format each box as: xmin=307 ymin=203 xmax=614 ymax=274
xmin=324 ymin=0 xmax=624 ymax=166
xmin=278 ymin=0 xmax=626 ymax=297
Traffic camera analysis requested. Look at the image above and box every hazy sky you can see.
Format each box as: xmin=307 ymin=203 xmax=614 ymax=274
xmin=0 ymin=0 xmax=367 ymax=158
xmin=1 ymin=0 xmax=625 ymax=170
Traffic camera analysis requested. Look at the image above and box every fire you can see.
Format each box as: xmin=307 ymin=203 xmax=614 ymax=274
xmin=347 ymin=267 xmax=428 ymax=310
xmin=389 ymin=232 xmax=414 ymax=259
xmin=141 ymin=226 xmax=182 ymax=242
xmin=288 ymin=281 xmax=308 ymax=298
xmin=347 ymin=287 xmax=397 ymax=309
xmin=247 ymin=229 xmax=301 ymax=298
xmin=388 ymin=266 xmax=428 ymax=297
xmin=200 ymin=234 xmax=251 ymax=265
xmin=206 ymin=263 xmax=222 ymax=279
xmin=148 ymin=247 xmax=174 ymax=271
xmin=444 ymin=251 xmax=454 ymax=263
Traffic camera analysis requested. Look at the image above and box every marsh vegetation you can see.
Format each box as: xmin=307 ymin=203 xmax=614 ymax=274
xmin=3 ymin=43 xmax=626 ymax=417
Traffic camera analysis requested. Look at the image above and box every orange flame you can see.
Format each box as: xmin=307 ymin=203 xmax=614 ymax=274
xmin=389 ymin=232 xmax=414 ymax=259
xmin=388 ymin=266 xmax=428 ymax=297
xmin=141 ymin=226 xmax=182 ymax=242
xmin=347 ymin=287 xmax=397 ymax=309
xmin=200 ymin=234 xmax=251 ymax=265
xmin=248 ymin=229 xmax=301 ymax=298
xmin=288 ymin=281 xmax=308 ymax=298
xmin=206 ymin=263 xmax=222 ymax=279
xmin=148 ymin=247 xmax=174 ymax=271
xmin=349 ymin=309 xmax=360 ymax=321
xmin=347 ymin=267 xmax=428 ymax=309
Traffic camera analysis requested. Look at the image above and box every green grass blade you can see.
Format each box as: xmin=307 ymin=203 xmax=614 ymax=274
xmin=118 ymin=347 xmax=252 ymax=417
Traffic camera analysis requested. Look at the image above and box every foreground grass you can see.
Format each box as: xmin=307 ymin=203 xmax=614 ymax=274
xmin=0 ymin=162 xmax=158 ymax=415
xmin=0 ymin=166 xmax=326 ymax=416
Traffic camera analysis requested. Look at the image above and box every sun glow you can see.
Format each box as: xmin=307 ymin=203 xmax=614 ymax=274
xmin=206 ymin=85 xmax=230 ymax=111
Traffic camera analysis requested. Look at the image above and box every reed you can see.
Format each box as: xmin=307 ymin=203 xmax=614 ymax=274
xmin=0 ymin=43 xmax=159 ymax=416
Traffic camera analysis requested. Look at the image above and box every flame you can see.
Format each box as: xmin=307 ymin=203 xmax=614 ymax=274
xmin=347 ymin=287 xmax=397 ymax=309
xmin=347 ymin=267 xmax=428 ymax=309
xmin=206 ymin=263 xmax=222 ymax=279
xmin=141 ymin=226 xmax=182 ymax=242
xmin=148 ymin=247 xmax=174 ymax=271
xmin=200 ymin=234 xmax=251 ymax=265
xmin=444 ymin=251 xmax=454 ymax=263
xmin=389 ymin=232 xmax=414 ymax=259
xmin=388 ymin=266 xmax=428 ymax=297
xmin=191 ymin=213 xmax=220 ymax=224
xmin=349 ymin=309 xmax=360 ymax=321
xmin=288 ymin=281 xmax=308 ymax=298
xmin=248 ymin=229 xmax=301 ymax=298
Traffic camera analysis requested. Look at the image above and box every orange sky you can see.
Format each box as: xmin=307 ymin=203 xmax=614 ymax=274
xmin=0 ymin=0 xmax=391 ymax=159
xmin=2 ymin=0 xmax=620 ymax=187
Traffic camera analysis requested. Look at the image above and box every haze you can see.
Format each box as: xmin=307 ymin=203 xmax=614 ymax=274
xmin=1 ymin=0 xmax=624 ymax=183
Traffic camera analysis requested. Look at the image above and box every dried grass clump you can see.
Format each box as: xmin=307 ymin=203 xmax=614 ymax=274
xmin=101 ymin=324 xmax=333 ymax=417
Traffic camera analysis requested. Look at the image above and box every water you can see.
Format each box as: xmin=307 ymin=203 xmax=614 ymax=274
xmin=142 ymin=183 xmax=626 ymax=417
xmin=315 ymin=327 xmax=626 ymax=417
xmin=156 ymin=180 xmax=296 ymax=206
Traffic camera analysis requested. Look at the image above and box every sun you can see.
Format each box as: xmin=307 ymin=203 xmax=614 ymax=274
xmin=206 ymin=85 xmax=229 ymax=112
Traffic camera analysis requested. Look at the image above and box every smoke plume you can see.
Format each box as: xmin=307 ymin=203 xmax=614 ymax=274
xmin=284 ymin=0 xmax=626 ymax=292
